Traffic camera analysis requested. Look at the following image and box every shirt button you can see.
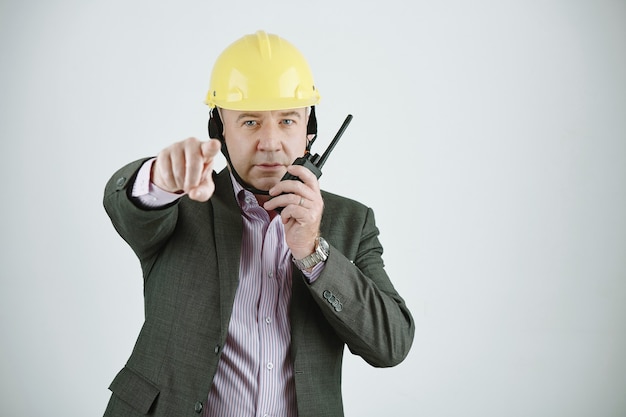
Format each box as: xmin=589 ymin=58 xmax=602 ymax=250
xmin=267 ymin=362 xmax=274 ymax=370
xmin=268 ymin=271 xmax=274 ymax=278
xmin=265 ymin=317 xmax=272 ymax=324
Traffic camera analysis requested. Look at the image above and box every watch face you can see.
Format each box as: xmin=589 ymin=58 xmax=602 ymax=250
xmin=317 ymin=237 xmax=330 ymax=256
xmin=315 ymin=237 xmax=330 ymax=261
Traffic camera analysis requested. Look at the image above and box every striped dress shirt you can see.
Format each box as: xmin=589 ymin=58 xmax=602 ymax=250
xmin=205 ymin=181 xmax=296 ymax=417
xmin=132 ymin=159 xmax=323 ymax=417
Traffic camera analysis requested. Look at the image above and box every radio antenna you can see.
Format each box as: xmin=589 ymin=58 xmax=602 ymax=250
xmin=313 ymin=114 xmax=353 ymax=168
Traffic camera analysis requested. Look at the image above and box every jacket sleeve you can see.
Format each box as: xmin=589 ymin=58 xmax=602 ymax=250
xmin=102 ymin=158 xmax=180 ymax=265
xmin=310 ymin=203 xmax=415 ymax=367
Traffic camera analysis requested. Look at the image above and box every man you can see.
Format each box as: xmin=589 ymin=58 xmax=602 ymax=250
xmin=103 ymin=30 xmax=414 ymax=417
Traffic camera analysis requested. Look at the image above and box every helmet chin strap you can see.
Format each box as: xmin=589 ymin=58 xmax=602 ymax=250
xmin=208 ymin=106 xmax=318 ymax=196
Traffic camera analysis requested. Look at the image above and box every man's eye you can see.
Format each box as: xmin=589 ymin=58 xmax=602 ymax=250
xmin=243 ymin=120 xmax=258 ymax=127
xmin=282 ymin=119 xmax=294 ymax=125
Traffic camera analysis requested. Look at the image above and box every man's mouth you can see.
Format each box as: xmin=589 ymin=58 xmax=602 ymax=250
xmin=256 ymin=162 xmax=284 ymax=169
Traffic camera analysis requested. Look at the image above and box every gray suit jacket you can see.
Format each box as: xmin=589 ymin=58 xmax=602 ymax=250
xmin=102 ymin=159 xmax=414 ymax=417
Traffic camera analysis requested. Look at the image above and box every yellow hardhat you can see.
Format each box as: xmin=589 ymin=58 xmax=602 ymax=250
xmin=205 ymin=30 xmax=321 ymax=111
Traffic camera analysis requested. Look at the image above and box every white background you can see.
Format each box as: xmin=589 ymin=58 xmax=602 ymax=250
xmin=1 ymin=0 xmax=625 ymax=416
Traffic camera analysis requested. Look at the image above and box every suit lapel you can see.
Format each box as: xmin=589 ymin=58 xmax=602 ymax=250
xmin=211 ymin=169 xmax=243 ymax=341
xmin=290 ymin=266 xmax=313 ymax=360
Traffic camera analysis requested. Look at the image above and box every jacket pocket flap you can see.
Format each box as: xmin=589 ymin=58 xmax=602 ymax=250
xmin=109 ymin=366 xmax=160 ymax=414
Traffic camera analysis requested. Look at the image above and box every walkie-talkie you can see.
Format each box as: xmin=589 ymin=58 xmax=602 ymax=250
xmin=275 ymin=114 xmax=353 ymax=211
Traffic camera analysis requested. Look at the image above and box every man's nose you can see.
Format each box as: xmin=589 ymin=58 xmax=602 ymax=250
xmin=257 ymin=123 xmax=282 ymax=151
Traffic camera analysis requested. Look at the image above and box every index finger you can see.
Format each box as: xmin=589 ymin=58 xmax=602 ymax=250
xmin=201 ymin=139 xmax=221 ymax=161
xmin=268 ymin=164 xmax=320 ymax=199
xmin=286 ymin=164 xmax=320 ymax=189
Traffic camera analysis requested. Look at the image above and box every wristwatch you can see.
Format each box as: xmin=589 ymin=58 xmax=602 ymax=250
xmin=293 ymin=237 xmax=329 ymax=270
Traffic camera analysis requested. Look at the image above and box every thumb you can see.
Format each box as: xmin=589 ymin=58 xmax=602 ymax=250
xmin=188 ymin=176 xmax=215 ymax=202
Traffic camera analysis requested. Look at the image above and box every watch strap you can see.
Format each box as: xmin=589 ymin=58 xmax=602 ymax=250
xmin=293 ymin=237 xmax=329 ymax=270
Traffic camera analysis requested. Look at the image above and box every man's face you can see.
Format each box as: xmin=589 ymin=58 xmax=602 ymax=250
xmin=220 ymin=107 xmax=309 ymax=191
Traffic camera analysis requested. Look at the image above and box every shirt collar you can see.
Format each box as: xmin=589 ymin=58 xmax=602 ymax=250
xmin=229 ymin=172 xmax=261 ymax=213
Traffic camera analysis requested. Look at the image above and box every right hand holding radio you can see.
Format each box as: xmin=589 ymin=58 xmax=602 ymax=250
xmin=264 ymin=164 xmax=324 ymax=259
xmin=152 ymin=137 xmax=221 ymax=202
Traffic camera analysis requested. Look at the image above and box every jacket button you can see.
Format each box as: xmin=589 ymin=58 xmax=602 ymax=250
xmin=214 ymin=344 xmax=220 ymax=354
xmin=115 ymin=177 xmax=126 ymax=188
xmin=194 ymin=401 xmax=203 ymax=413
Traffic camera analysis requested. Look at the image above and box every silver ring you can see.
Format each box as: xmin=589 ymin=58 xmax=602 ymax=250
xmin=299 ymin=197 xmax=304 ymax=207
